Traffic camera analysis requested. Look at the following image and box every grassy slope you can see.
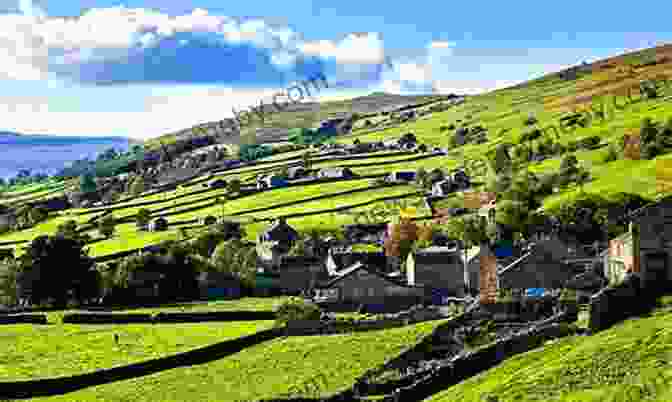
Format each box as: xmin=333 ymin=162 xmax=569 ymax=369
xmin=4 ymin=45 xmax=672 ymax=262
xmin=0 ymin=321 xmax=274 ymax=381
xmin=426 ymin=297 xmax=672 ymax=402
xmin=31 ymin=320 xmax=445 ymax=402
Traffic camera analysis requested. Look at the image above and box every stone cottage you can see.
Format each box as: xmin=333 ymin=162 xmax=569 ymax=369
xmin=496 ymin=235 xmax=589 ymax=294
xmin=325 ymin=250 xmax=390 ymax=275
xmin=620 ymin=196 xmax=672 ymax=291
xmin=277 ymin=256 xmax=329 ymax=295
xmin=313 ymin=262 xmax=423 ymax=312
xmin=602 ymin=231 xmax=635 ymax=286
xmin=406 ymin=246 xmax=467 ymax=300
xmin=317 ymin=167 xmax=355 ymax=180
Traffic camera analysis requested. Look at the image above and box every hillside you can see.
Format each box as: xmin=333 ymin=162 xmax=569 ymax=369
xmin=143 ymin=92 xmax=448 ymax=149
xmin=1 ymin=43 xmax=672 ymax=402
xmin=426 ymin=296 xmax=672 ymax=402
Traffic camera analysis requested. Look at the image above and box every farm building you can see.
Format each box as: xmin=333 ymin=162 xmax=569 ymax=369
xmin=317 ymin=167 xmax=355 ymax=179
xmin=209 ymin=179 xmax=227 ymax=189
xmin=406 ymin=246 xmax=467 ymax=300
xmin=149 ymin=217 xmax=168 ymax=232
xmin=386 ymin=171 xmax=416 ymax=183
xmin=287 ymin=166 xmax=308 ymax=180
xmin=257 ymin=174 xmax=288 ymax=189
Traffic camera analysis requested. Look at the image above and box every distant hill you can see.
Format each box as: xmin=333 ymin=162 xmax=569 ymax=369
xmin=0 ymin=133 xmax=130 ymax=180
xmin=144 ymin=92 xmax=452 ymax=149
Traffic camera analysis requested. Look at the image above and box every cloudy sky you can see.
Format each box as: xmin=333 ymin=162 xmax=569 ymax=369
xmin=0 ymin=0 xmax=670 ymax=139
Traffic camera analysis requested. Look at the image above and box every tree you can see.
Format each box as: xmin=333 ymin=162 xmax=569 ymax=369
xmin=129 ymin=176 xmax=145 ymax=196
xmin=415 ymin=168 xmax=428 ymax=188
xmin=383 ymin=217 xmax=418 ymax=271
xmin=603 ymin=144 xmax=620 ymax=162
xmin=559 ymin=154 xmax=579 ymax=178
xmin=302 ymin=152 xmax=312 ymax=170
xmin=18 ymin=235 xmax=97 ymax=308
xmin=211 ymin=240 xmax=256 ymax=288
xmin=98 ymin=214 xmax=116 ymax=239
xmin=227 ymin=179 xmax=241 ymax=195
xmin=274 ymin=297 xmax=321 ymax=327
xmin=0 ymin=258 xmax=20 ymax=306
xmin=56 ymin=220 xmax=79 ymax=239
xmin=490 ymin=144 xmax=512 ymax=174
xmin=79 ymin=172 xmax=97 ymax=194
xmin=136 ymin=208 xmax=151 ymax=230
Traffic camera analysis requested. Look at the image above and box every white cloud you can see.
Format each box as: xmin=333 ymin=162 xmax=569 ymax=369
xmin=0 ymin=5 xmax=386 ymax=84
xmin=429 ymin=41 xmax=454 ymax=49
xmin=300 ymin=32 xmax=385 ymax=64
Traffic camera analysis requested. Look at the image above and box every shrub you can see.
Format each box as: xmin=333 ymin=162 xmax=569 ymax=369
xmin=603 ymin=144 xmax=620 ymax=162
xmin=520 ymin=128 xmax=542 ymax=143
xmin=98 ymin=214 xmax=116 ymax=238
xmin=524 ymin=114 xmax=538 ymax=126
xmin=578 ymin=135 xmax=601 ymax=149
xmin=274 ymin=297 xmax=322 ymax=327
xmin=136 ymin=208 xmax=151 ymax=230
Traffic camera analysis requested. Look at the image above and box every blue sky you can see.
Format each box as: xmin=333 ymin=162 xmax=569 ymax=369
xmin=0 ymin=0 xmax=669 ymax=139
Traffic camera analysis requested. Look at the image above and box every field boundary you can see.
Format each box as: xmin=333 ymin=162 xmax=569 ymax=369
xmin=0 ymin=327 xmax=284 ymax=399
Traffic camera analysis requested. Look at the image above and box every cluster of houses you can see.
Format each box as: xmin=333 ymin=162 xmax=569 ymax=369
xmin=240 ymin=195 xmax=672 ymax=313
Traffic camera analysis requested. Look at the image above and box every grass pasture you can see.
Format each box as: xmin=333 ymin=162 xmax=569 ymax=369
xmin=0 ymin=320 xmax=275 ymax=382
xmin=425 ymin=298 xmax=672 ymax=402
xmin=31 ymin=319 xmax=445 ymax=402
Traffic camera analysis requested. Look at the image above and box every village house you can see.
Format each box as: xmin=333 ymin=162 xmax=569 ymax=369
xmin=276 ymin=256 xmax=329 ymax=295
xmin=257 ymin=174 xmax=288 ymax=190
xmin=149 ymin=217 xmax=168 ymax=232
xmin=406 ymin=246 xmax=467 ymax=301
xmin=313 ymin=262 xmax=424 ymax=312
xmin=256 ymin=218 xmax=300 ymax=269
xmin=430 ymin=171 xmax=470 ymax=197
xmin=495 ymin=235 xmax=590 ymax=296
xmin=386 ymin=171 xmax=416 ymax=183
xmin=325 ymin=250 xmax=390 ymax=276
xmin=317 ymin=167 xmax=355 ymax=180
xmin=614 ymin=196 xmax=672 ymax=291
xmin=209 ymin=179 xmax=227 ymax=189
xmin=287 ymin=166 xmax=308 ymax=180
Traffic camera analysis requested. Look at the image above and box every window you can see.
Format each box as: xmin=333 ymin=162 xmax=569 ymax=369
xmin=368 ymin=287 xmax=376 ymax=297
xmin=353 ymin=287 xmax=362 ymax=297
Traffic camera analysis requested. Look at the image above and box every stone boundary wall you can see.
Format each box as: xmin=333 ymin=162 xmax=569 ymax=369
xmin=0 ymin=328 xmax=283 ymax=400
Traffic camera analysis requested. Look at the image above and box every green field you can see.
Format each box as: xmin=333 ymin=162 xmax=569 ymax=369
xmin=425 ymin=297 xmax=672 ymax=402
xmin=0 ymin=320 xmax=274 ymax=381
xmin=31 ymin=320 xmax=445 ymax=402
